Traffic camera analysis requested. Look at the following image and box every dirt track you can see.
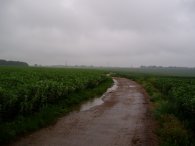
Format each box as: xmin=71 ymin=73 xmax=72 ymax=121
xmin=11 ymin=78 xmax=157 ymax=146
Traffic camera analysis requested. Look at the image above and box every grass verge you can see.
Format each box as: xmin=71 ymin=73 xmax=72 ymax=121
xmin=0 ymin=77 xmax=113 ymax=145
xmin=136 ymin=79 xmax=193 ymax=146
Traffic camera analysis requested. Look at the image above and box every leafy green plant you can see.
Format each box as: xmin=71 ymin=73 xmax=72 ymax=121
xmin=0 ymin=67 xmax=112 ymax=144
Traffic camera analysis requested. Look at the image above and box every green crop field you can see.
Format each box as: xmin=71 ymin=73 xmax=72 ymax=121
xmin=147 ymin=76 xmax=195 ymax=146
xmin=1 ymin=66 xmax=195 ymax=146
xmin=0 ymin=67 xmax=112 ymax=144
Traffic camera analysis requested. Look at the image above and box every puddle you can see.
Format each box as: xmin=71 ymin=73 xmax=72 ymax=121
xmin=129 ymin=85 xmax=136 ymax=88
xmin=79 ymin=79 xmax=118 ymax=112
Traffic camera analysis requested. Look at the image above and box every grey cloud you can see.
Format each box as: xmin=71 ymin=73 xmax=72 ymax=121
xmin=0 ymin=0 xmax=195 ymax=67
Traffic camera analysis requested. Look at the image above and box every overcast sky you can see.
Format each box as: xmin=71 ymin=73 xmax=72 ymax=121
xmin=0 ymin=0 xmax=195 ymax=67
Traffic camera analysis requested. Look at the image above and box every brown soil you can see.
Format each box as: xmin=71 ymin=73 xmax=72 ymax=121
xmin=10 ymin=77 xmax=158 ymax=146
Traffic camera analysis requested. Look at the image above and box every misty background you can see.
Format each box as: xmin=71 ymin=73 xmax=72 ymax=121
xmin=0 ymin=0 xmax=195 ymax=67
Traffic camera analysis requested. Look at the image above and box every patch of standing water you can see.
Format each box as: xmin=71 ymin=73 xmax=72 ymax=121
xmin=79 ymin=79 xmax=118 ymax=112
xmin=129 ymin=85 xmax=136 ymax=88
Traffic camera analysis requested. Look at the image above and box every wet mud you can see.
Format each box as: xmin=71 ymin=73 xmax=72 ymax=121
xmin=10 ymin=78 xmax=157 ymax=146
xmin=79 ymin=79 xmax=118 ymax=112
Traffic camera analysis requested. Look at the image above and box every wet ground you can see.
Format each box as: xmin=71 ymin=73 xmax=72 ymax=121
xmin=10 ymin=77 xmax=157 ymax=146
xmin=79 ymin=78 xmax=118 ymax=112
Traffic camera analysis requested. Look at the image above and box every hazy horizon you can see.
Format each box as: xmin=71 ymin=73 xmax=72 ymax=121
xmin=1 ymin=0 xmax=195 ymax=67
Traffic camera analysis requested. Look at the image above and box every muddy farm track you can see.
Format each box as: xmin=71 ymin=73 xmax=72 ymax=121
xmin=10 ymin=78 xmax=157 ymax=146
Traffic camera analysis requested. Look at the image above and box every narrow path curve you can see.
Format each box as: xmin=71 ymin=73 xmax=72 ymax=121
xmin=10 ymin=77 xmax=157 ymax=146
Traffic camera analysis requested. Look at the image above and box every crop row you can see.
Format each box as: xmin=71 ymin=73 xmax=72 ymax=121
xmin=152 ymin=77 xmax=195 ymax=130
xmin=0 ymin=67 xmax=108 ymax=122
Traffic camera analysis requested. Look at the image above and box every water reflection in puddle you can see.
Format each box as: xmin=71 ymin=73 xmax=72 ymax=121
xmin=129 ymin=85 xmax=136 ymax=88
xmin=79 ymin=79 xmax=118 ymax=112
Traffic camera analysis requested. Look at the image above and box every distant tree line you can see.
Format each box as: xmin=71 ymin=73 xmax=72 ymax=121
xmin=0 ymin=59 xmax=29 ymax=67
xmin=140 ymin=65 xmax=194 ymax=69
